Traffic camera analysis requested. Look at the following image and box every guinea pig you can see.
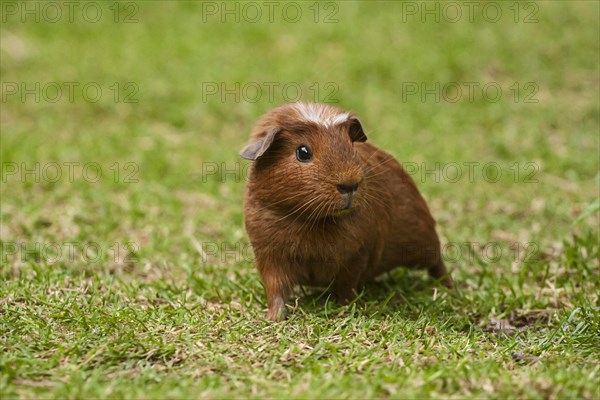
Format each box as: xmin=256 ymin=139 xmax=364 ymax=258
xmin=240 ymin=102 xmax=453 ymax=321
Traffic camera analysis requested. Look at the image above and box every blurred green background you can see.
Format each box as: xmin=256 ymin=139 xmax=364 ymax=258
xmin=1 ymin=1 xmax=599 ymax=398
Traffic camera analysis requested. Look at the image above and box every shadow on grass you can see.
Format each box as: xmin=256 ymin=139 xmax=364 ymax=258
xmin=292 ymin=268 xmax=456 ymax=320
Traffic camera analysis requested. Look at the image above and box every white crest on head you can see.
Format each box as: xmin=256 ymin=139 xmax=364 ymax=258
xmin=293 ymin=102 xmax=350 ymax=128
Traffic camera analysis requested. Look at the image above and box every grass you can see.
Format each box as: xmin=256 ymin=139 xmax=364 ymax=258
xmin=1 ymin=1 xmax=599 ymax=398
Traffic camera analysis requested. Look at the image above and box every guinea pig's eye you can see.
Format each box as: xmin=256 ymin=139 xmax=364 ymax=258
xmin=295 ymin=145 xmax=312 ymax=163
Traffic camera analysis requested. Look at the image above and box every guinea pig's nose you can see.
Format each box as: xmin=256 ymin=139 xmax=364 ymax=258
xmin=336 ymin=182 xmax=359 ymax=194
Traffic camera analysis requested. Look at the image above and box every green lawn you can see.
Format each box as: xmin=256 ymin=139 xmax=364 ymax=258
xmin=1 ymin=1 xmax=599 ymax=398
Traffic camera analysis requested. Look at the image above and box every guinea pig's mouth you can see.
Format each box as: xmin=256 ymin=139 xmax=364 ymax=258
xmin=330 ymin=208 xmax=354 ymax=217
xmin=330 ymin=195 xmax=356 ymax=216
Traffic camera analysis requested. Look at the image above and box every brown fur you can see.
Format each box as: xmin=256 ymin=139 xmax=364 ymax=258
xmin=240 ymin=102 xmax=453 ymax=321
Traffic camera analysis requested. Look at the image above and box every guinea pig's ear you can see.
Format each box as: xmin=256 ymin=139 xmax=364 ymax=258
xmin=239 ymin=128 xmax=282 ymax=160
xmin=348 ymin=117 xmax=367 ymax=142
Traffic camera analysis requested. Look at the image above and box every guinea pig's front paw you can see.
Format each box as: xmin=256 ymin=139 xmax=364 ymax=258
xmin=263 ymin=277 xmax=290 ymax=321
xmin=265 ymin=307 xmax=287 ymax=321
xmin=442 ymin=276 xmax=455 ymax=290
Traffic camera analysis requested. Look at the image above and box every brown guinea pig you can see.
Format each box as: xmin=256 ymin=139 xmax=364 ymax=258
xmin=240 ymin=102 xmax=453 ymax=321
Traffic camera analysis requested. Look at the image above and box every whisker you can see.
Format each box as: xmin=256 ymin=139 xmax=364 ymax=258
xmin=246 ymin=191 xmax=311 ymax=217
xmin=290 ymin=199 xmax=322 ymax=229
xmin=363 ymin=157 xmax=396 ymax=176
xmin=274 ymin=195 xmax=321 ymax=223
